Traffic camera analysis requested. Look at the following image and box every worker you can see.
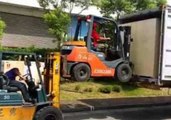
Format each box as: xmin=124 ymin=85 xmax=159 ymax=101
xmin=91 ymin=22 xmax=110 ymax=50
xmin=5 ymin=68 xmax=32 ymax=102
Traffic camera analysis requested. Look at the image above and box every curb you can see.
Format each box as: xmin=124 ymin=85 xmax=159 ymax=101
xmin=61 ymin=96 xmax=171 ymax=113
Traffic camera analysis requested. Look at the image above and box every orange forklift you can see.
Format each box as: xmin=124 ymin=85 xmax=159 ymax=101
xmin=61 ymin=15 xmax=132 ymax=82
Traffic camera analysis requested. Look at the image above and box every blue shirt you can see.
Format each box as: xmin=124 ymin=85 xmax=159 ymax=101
xmin=5 ymin=68 xmax=18 ymax=80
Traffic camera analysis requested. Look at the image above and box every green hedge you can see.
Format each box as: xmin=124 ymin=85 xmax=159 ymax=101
xmin=98 ymin=86 xmax=112 ymax=94
xmin=0 ymin=46 xmax=59 ymax=55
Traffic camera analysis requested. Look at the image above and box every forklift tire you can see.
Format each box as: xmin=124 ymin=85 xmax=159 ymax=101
xmin=116 ymin=63 xmax=132 ymax=83
xmin=73 ymin=63 xmax=90 ymax=82
xmin=34 ymin=106 xmax=63 ymax=120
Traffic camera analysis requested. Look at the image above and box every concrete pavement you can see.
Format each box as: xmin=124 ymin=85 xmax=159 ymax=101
xmin=64 ymin=105 xmax=171 ymax=120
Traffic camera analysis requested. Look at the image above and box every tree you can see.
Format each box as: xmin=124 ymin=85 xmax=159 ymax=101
xmin=38 ymin=0 xmax=71 ymax=49
xmin=99 ymin=0 xmax=166 ymax=19
xmin=0 ymin=18 xmax=6 ymax=47
xmin=43 ymin=7 xmax=71 ymax=49
xmin=38 ymin=0 xmax=97 ymax=49
xmin=39 ymin=0 xmax=98 ymax=14
xmin=0 ymin=18 xmax=6 ymax=38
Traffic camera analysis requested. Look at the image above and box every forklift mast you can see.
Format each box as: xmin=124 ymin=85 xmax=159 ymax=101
xmin=44 ymin=52 xmax=61 ymax=108
xmin=120 ymin=26 xmax=132 ymax=61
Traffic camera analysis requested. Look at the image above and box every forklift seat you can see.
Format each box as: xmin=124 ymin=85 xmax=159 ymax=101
xmin=0 ymin=75 xmax=19 ymax=92
xmin=91 ymin=50 xmax=105 ymax=61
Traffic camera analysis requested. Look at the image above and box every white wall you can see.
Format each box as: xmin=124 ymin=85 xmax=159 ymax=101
xmin=0 ymin=0 xmax=102 ymax=16
xmin=0 ymin=0 xmax=40 ymax=8
xmin=168 ymin=0 xmax=171 ymax=5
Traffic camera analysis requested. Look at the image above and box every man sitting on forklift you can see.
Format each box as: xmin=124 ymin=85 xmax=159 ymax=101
xmin=5 ymin=67 xmax=33 ymax=102
xmin=91 ymin=22 xmax=110 ymax=51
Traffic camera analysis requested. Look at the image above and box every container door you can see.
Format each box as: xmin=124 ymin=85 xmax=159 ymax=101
xmin=160 ymin=6 xmax=171 ymax=81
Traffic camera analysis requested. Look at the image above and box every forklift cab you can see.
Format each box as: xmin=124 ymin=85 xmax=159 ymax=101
xmin=0 ymin=51 xmax=45 ymax=104
xmin=72 ymin=15 xmax=131 ymax=61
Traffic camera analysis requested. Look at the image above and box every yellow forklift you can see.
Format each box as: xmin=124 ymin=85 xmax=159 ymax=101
xmin=0 ymin=51 xmax=62 ymax=120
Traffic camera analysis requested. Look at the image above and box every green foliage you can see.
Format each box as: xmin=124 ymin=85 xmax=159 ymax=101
xmin=98 ymin=85 xmax=121 ymax=93
xmin=75 ymin=85 xmax=81 ymax=91
xmin=83 ymin=87 xmax=93 ymax=92
xmin=133 ymin=0 xmax=166 ymax=11
xmin=0 ymin=46 xmax=58 ymax=56
xmin=98 ymin=86 xmax=112 ymax=94
xmin=100 ymin=0 xmax=133 ymax=17
xmin=100 ymin=0 xmax=167 ymax=18
xmin=39 ymin=0 xmax=98 ymax=49
xmin=0 ymin=19 xmax=6 ymax=38
xmin=112 ymin=85 xmax=121 ymax=93
xmin=43 ymin=8 xmax=71 ymax=48
xmin=38 ymin=0 xmax=97 ymax=13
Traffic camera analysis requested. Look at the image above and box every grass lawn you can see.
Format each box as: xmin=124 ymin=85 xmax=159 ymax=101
xmin=60 ymin=78 xmax=169 ymax=101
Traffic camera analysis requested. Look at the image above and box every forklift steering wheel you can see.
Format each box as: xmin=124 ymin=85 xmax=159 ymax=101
xmin=19 ymin=73 xmax=29 ymax=81
xmin=22 ymin=73 xmax=29 ymax=77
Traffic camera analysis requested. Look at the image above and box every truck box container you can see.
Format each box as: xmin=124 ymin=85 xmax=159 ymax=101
xmin=119 ymin=6 xmax=171 ymax=84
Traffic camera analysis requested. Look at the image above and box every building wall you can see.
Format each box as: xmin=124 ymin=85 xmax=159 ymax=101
xmin=0 ymin=2 xmax=91 ymax=48
xmin=0 ymin=12 xmax=57 ymax=48
xmin=0 ymin=12 xmax=87 ymax=48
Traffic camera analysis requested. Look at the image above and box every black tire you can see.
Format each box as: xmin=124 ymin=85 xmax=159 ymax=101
xmin=116 ymin=63 xmax=132 ymax=83
xmin=72 ymin=63 xmax=90 ymax=82
xmin=34 ymin=106 xmax=63 ymax=120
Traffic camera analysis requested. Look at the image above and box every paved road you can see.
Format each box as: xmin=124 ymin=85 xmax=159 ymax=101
xmin=64 ymin=105 xmax=171 ymax=120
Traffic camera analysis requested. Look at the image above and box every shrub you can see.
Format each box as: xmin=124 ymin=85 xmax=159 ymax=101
xmin=0 ymin=46 xmax=58 ymax=59
xmin=112 ymin=85 xmax=121 ymax=93
xmin=83 ymin=87 xmax=93 ymax=92
xmin=98 ymin=86 xmax=112 ymax=94
xmin=75 ymin=85 xmax=81 ymax=92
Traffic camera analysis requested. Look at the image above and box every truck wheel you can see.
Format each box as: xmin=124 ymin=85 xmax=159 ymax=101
xmin=73 ymin=63 xmax=90 ymax=82
xmin=34 ymin=106 xmax=63 ymax=120
xmin=116 ymin=63 xmax=132 ymax=83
